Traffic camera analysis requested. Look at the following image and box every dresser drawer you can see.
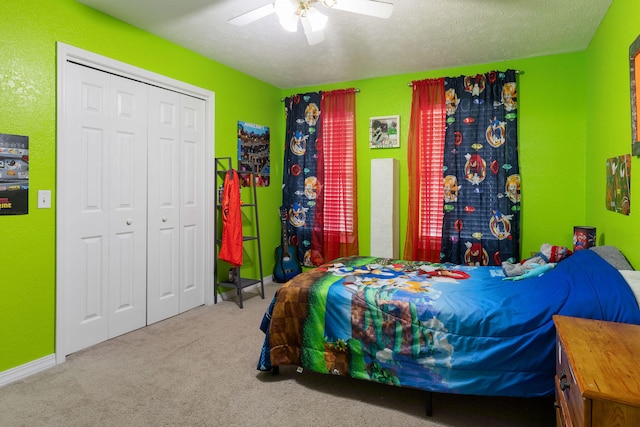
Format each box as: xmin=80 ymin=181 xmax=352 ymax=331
xmin=555 ymin=376 xmax=569 ymax=427
xmin=556 ymin=339 xmax=589 ymax=427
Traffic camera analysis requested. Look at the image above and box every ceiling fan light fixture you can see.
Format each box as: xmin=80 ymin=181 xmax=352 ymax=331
xmin=274 ymin=1 xmax=297 ymax=19
xmin=278 ymin=14 xmax=300 ymax=32
xmin=274 ymin=0 xmax=300 ymax=32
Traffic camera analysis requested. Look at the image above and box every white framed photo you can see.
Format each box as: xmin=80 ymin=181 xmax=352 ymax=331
xmin=369 ymin=115 xmax=400 ymax=148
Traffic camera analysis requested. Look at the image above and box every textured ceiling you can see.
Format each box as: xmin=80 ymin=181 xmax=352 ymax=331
xmin=76 ymin=0 xmax=612 ymax=89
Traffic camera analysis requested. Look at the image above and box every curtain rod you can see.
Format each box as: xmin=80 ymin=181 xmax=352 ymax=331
xmin=406 ymin=70 xmax=523 ymax=86
xmin=281 ymin=88 xmax=360 ymax=102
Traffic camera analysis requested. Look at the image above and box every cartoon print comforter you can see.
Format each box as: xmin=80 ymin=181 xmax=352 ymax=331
xmin=257 ymin=249 xmax=640 ymax=397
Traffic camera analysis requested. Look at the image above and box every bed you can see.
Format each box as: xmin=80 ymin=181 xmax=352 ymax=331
xmin=257 ymin=248 xmax=640 ymax=412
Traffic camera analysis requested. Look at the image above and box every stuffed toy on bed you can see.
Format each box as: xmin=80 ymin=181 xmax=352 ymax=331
xmin=502 ymin=243 xmax=571 ymax=278
xmin=503 ymin=262 xmax=555 ymax=281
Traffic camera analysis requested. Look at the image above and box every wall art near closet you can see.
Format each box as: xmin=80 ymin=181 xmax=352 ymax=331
xmin=0 ymin=133 xmax=29 ymax=215
xmin=237 ymin=121 xmax=270 ymax=186
xmin=606 ymin=153 xmax=631 ymax=215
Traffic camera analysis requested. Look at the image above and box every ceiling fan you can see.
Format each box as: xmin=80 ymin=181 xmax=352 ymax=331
xmin=229 ymin=0 xmax=394 ymax=46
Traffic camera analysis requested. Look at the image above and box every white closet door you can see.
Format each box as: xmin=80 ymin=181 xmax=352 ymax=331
xmin=146 ymin=88 xmax=182 ymax=324
xmin=57 ymin=44 xmax=214 ymax=361
xmin=146 ymin=90 xmax=206 ymax=323
xmin=62 ymin=63 xmax=148 ymax=354
xmin=108 ymin=75 xmax=149 ymax=338
xmin=178 ymin=95 xmax=206 ymax=313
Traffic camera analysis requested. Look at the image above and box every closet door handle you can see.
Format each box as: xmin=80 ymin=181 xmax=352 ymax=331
xmin=126 ymin=219 xmax=132 ymax=225
xmin=162 ymin=217 xmax=168 ymax=223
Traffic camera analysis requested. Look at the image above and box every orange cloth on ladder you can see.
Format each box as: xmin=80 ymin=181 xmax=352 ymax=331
xmin=219 ymin=169 xmax=243 ymax=267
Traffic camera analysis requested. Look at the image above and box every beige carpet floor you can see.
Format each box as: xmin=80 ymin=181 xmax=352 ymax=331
xmin=0 ymin=282 xmax=555 ymax=426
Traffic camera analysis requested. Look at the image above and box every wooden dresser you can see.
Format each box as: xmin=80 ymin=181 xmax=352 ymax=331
xmin=553 ymin=315 xmax=640 ymax=427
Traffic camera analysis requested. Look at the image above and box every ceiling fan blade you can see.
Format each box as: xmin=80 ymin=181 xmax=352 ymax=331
xmin=330 ymin=0 xmax=393 ymax=19
xmin=301 ymin=17 xmax=325 ymax=46
xmin=305 ymin=7 xmax=328 ymax=32
xmin=229 ymin=3 xmax=275 ymax=26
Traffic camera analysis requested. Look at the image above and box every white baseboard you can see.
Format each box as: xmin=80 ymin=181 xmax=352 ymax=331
xmin=0 ymin=354 xmax=56 ymax=388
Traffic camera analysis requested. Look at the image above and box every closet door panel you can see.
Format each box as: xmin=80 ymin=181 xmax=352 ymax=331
xmin=179 ymin=95 xmax=205 ymax=312
xmin=63 ymin=64 xmax=111 ymax=354
xmin=107 ymin=77 xmax=148 ymax=338
xmin=147 ymin=88 xmax=181 ymax=324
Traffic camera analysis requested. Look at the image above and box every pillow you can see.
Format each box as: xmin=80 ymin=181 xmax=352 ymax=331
xmin=589 ymin=246 xmax=634 ymax=270
xmin=619 ymin=270 xmax=640 ymax=308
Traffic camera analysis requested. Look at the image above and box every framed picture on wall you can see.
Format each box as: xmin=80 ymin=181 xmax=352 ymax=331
xmin=630 ymin=34 xmax=640 ymax=156
xmin=605 ymin=154 xmax=631 ymax=215
xmin=237 ymin=121 xmax=270 ymax=187
xmin=369 ymin=115 xmax=400 ymax=148
xmin=0 ymin=133 xmax=29 ymax=215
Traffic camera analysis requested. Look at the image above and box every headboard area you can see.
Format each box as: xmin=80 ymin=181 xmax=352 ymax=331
xmin=589 ymin=246 xmax=634 ymax=270
xmin=589 ymin=246 xmax=640 ymax=308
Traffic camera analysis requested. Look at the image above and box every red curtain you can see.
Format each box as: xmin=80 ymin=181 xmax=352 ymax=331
xmin=404 ymin=78 xmax=446 ymax=262
xmin=311 ymin=88 xmax=359 ymax=264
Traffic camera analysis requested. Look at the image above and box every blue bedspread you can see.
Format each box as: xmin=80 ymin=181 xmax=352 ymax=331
xmin=258 ymin=249 xmax=640 ymax=397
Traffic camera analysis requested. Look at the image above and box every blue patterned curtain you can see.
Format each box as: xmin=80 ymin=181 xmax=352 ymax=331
xmin=282 ymin=92 xmax=322 ymax=266
xmin=440 ymin=70 xmax=520 ymax=266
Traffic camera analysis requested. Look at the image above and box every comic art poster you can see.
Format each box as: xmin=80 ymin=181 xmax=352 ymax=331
xmin=0 ymin=133 xmax=29 ymax=215
xmin=237 ymin=121 xmax=270 ymax=187
xmin=606 ymin=154 xmax=631 ymax=215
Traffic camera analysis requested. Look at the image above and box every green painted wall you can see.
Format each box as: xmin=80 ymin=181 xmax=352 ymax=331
xmin=2 ymin=0 xmax=636 ymax=376
xmin=286 ymin=52 xmax=587 ymax=259
xmin=0 ymin=0 xmax=283 ymax=372
xmin=585 ymin=0 xmax=640 ymax=268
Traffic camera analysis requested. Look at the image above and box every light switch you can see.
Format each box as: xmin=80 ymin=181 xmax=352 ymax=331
xmin=38 ymin=190 xmax=51 ymax=209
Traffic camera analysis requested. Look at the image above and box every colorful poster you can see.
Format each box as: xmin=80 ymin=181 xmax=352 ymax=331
xmin=630 ymin=34 xmax=640 ymax=156
xmin=0 ymin=133 xmax=29 ymax=215
xmin=606 ymin=154 xmax=631 ymax=215
xmin=237 ymin=121 xmax=270 ymax=187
